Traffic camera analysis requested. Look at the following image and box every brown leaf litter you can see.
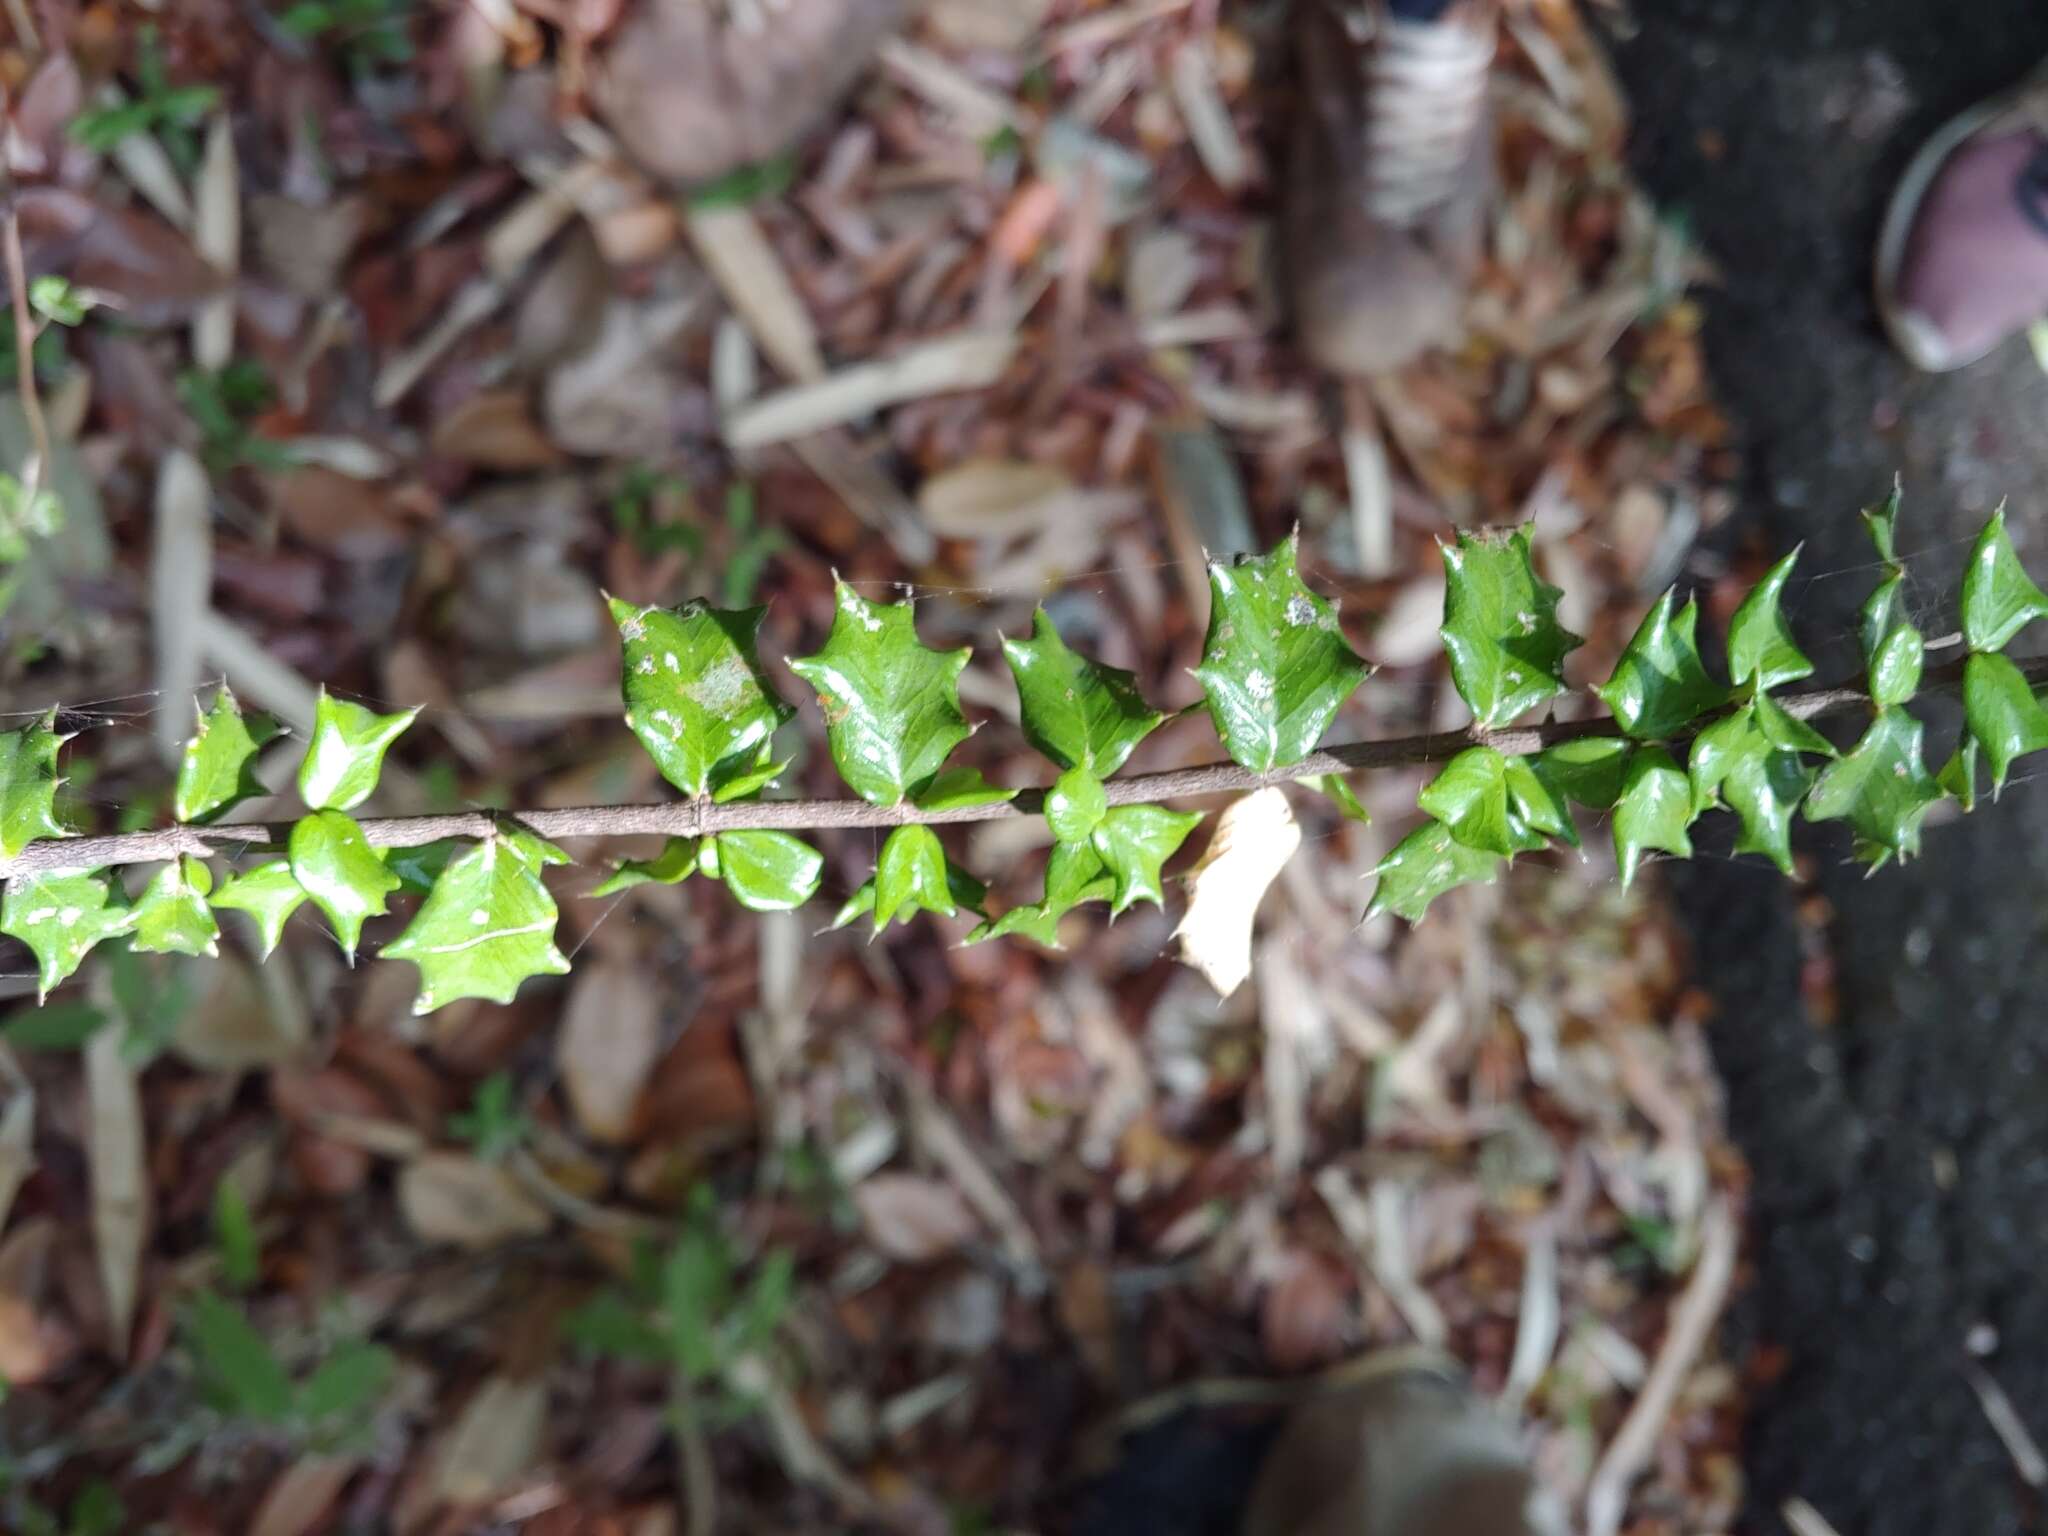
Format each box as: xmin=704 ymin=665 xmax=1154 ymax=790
xmin=0 ymin=0 xmax=1746 ymax=1531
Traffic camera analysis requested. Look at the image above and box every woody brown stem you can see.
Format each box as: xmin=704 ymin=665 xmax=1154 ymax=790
xmin=0 ymin=654 xmax=2027 ymax=881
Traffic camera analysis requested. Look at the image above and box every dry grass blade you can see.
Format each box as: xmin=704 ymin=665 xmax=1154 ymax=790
xmin=1585 ymin=1197 xmax=1740 ymax=1536
xmin=1170 ymin=39 xmax=1249 ymax=193
xmin=1962 ymin=1358 xmax=2048 ymax=1488
xmin=197 ymin=608 xmax=320 ymax=733
xmin=1340 ymin=381 xmax=1394 ymax=578
xmin=86 ymin=1024 xmax=148 ymax=1357
xmin=1254 ymin=933 xmax=1322 ymax=1182
xmin=373 ymin=276 xmax=508 ymax=409
xmin=727 ymin=1353 xmax=877 ymax=1521
xmin=192 ymin=115 xmax=240 ymax=372
xmin=877 ymin=37 xmax=1024 ymax=136
xmin=1780 ymin=1497 xmax=1846 ymax=1536
xmin=152 ymin=449 xmax=212 ymax=759
xmin=1503 ymin=1224 xmax=1559 ymax=1406
xmin=685 ymin=204 xmax=825 ymax=383
xmin=901 ymin=1071 xmax=1042 ymax=1276
xmin=98 ymin=87 xmax=193 ymax=229
xmin=723 ymin=330 xmax=1018 ymax=449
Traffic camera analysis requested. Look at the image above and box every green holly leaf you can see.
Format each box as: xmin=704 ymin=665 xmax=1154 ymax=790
xmin=1862 ymin=480 xmax=1901 ymax=565
xmin=911 ymin=766 xmax=1017 ymax=812
xmin=1859 ymin=568 xmax=1905 ymax=663
xmin=1688 ymin=709 xmax=1812 ymax=875
xmin=1721 ymin=735 xmax=1813 ymax=877
xmin=591 ymin=837 xmax=701 ymax=896
xmin=174 ymin=689 xmax=278 ymax=824
xmin=711 ymin=749 xmax=792 ymax=805
xmin=869 ymin=824 xmax=957 ymax=929
xmin=209 ymin=860 xmax=307 ymax=958
xmin=1751 ymin=690 xmax=1837 ymax=757
xmin=131 ymin=856 xmax=220 ymax=958
xmin=380 ymin=828 xmax=571 ymax=1013
xmin=789 ymin=583 xmax=971 ymax=807
xmin=297 ymin=691 xmax=418 ymax=812
xmin=1416 ymin=747 xmax=1545 ymax=857
xmin=1726 ymin=548 xmax=1813 ymax=691
xmin=1438 ymin=524 xmax=1581 ymax=727
xmin=1611 ymin=745 xmax=1693 ymax=888
xmin=1088 ymin=803 xmax=1202 ymax=914
xmin=1001 ymin=607 xmax=1166 ymax=775
xmin=831 ymin=884 xmax=874 ymax=930
xmin=1856 ymin=568 xmax=1924 ymax=712
xmin=969 ymin=841 xmax=1117 ymax=948
xmin=1804 ymin=709 xmax=1940 ymax=866
xmin=1044 ymin=765 xmax=1107 ymax=844
xmin=611 ymin=598 xmax=795 ymax=798
xmin=1940 ymin=735 xmax=1982 ymax=812
xmin=1364 ymin=819 xmax=1502 ymax=923
xmin=1867 ymin=617 xmax=1922 ymax=717
xmin=1961 ymin=651 xmax=2048 ymax=791
xmin=710 ymin=830 xmax=821 ymax=912
xmin=1686 ymin=708 xmax=1755 ymax=815
xmin=288 ymin=809 xmax=402 ymax=960
xmin=1961 ymin=503 xmax=2048 ymax=654
xmin=1194 ymin=531 xmax=1370 ymax=771
xmin=1 ymin=870 xmax=133 ymax=1000
xmin=1536 ymin=736 xmax=1632 ymax=810
xmin=1502 ymin=754 xmax=1576 ymax=847
xmin=1594 ymin=591 xmax=1729 ymax=740
xmin=0 ymin=712 xmax=68 ymax=860
xmin=1310 ymin=774 xmax=1372 ymax=823
xmin=383 ymin=840 xmax=464 ymax=894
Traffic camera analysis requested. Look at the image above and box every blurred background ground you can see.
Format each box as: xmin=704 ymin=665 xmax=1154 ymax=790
xmin=1615 ymin=5 xmax=2048 ymax=1532
xmin=10 ymin=0 xmax=2044 ymax=1532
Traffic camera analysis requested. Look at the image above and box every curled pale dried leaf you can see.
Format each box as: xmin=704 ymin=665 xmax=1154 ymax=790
xmin=1173 ymin=787 xmax=1304 ymax=997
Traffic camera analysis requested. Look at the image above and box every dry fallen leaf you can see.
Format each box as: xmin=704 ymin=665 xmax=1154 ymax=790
xmin=852 ymin=1173 xmax=981 ymax=1264
xmin=429 ymin=389 xmax=569 ymax=470
xmin=594 ymin=0 xmax=909 ymax=186
xmin=16 ymin=185 xmax=222 ymax=324
xmin=917 ymin=459 xmax=1073 ymax=540
xmin=1173 ymin=787 xmax=1304 ymax=996
xmin=399 ymin=1153 xmax=553 ymax=1249
xmin=172 ymin=951 xmax=305 ymax=1072
xmin=247 ymin=1456 xmax=359 ymax=1536
xmin=1260 ymin=1251 xmax=1352 ymax=1372
xmin=86 ymin=1024 xmax=148 ymax=1356
xmin=434 ymin=1374 xmax=549 ymax=1506
xmin=557 ymin=959 xmax=661 ymax=1144
xmin=0 ymin=1218 xmax=78 ymax=1386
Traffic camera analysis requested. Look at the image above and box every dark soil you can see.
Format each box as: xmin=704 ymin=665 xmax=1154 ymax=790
xmin=1616 ymin=3 xmax=2048 ymax=1531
